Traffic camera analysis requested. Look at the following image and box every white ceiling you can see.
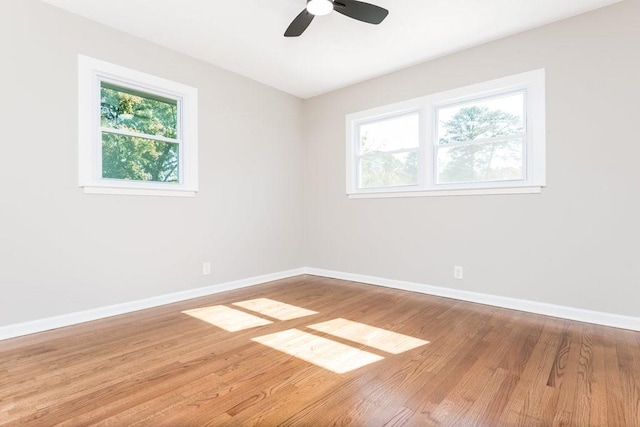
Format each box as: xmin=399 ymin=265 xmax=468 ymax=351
xmin=39 ymin=0 xmax=621 ymax=99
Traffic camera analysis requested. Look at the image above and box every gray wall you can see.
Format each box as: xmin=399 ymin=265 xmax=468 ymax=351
xmin=0 ymin=0 xmax=304 ymax=326
xmin=302 ymin=0 xmax=640 ymax=317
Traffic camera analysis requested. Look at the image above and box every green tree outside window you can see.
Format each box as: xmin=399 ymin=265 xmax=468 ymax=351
xmin=100 ymin=83 xmax=180 ymax=183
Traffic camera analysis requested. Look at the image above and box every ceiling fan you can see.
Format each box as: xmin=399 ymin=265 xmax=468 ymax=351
xmin=285 ymin=0 xmax=389 ymax=37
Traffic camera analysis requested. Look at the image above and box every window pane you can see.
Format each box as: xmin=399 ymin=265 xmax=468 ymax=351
xmin=101 ymin=83 xmax=178 ymax=139
xmin=436 ymin=139 xmax=524 ymax=184
xmin=359 ymin=151 xmax=418 ymax=189
xmin=437 ymin=92 xmax=524 ymax=144
xmin=102 ymin=132 xmax=179 ymax=183
xmin=359 ymin=112 xmax=419 ymax=154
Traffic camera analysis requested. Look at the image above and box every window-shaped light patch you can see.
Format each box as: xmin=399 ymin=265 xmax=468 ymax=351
xmin=232 ymin=298 xmax=318 ymax=321
xmin=182 ymin=306 xmax=272 ymax=332
xmin=252 ymin=329 xmax=383 ymax=374
xmin=307 ymin=318 xmax=429 ymax=354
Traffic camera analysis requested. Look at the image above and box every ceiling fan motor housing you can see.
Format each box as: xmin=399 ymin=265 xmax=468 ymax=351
xmin=307 ymin=0 xmax=333 ymax=16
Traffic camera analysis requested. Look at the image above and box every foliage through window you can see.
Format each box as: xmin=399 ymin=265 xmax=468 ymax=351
xmin=357 ymin=112 xmax=419 ymax=189
xmin=436 ymin=91 xmax=525 ymax=185
xmin=79 ymin=56 xmax=198 ymax=197
xmin=346 ymin=70 xmax=545 ymax=197
xmin=101 ymin=83 xmax=180 ymax=183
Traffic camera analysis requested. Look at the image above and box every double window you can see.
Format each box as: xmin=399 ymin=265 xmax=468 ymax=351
xmin=346 ymin=69 xmax=545 ymax=197
xmin=79 ymin=56 xmax=198 ymax=197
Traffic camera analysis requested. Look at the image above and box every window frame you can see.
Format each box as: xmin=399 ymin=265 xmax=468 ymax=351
xmin=78 ymin=55 xmax=198 ymax=197
xmin=346 ymin=69 xmax=545 ymax=198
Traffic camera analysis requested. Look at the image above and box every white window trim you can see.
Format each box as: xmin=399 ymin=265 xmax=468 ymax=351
xmin=346 ymin=69 xmax=545 ymax=198
xmin=78 ymin=55 xmax=198 ymax=197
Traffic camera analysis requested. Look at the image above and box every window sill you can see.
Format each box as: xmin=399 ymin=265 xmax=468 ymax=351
xmin=347 ymin=186 xmax=543 ymax=199
xmin=82 ymin=186 xmax=196 ymax=198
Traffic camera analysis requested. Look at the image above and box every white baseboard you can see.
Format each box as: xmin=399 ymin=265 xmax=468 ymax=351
xmin=2 ymin=266 xmax=638 ymax=341
xmin=304 ymin=267 xmax=640 ymax=332
xmin=0 ymin=268 xmax=305 ymax=341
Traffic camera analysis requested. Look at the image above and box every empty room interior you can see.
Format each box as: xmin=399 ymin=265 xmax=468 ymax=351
xmin=1 ymin=0 xmax=639 ymax=425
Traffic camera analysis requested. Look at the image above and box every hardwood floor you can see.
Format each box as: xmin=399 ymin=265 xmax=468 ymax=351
xmin=1 ymin=275 xmax=639 ymax=426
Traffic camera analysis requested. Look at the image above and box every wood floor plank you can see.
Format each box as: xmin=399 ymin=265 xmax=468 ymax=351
xmin=1 ymin=275 xmax=639 ymax=426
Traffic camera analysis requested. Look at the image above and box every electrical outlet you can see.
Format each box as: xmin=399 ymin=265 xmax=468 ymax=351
xmin=202 ymin=262 xmax=211 ymax=275
xmin=454 ymin=265 xmax=463 ymax=280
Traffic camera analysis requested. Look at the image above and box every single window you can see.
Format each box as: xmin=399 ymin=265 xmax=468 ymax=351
xmin=346 ymin=69 xmax=545 ymax=198
xmin=79 ymin=56 xmax=198 ymax=197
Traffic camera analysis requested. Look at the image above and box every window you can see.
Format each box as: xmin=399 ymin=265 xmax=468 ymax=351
xmin=346 ymin=69 xmax=545 ymax=198
xmin=78 ymin=55 xmax=198 ymax=197
xmin=357 ymin=111 xmax=420 ymax=189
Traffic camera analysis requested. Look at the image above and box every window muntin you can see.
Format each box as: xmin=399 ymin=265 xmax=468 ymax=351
xmin=356 ymin=111 xmax=420 ymax=189
xmin=78 ymin=55 xmax=198 ymax=197
xmin=346 ymin=69 xmax=545 ymax=198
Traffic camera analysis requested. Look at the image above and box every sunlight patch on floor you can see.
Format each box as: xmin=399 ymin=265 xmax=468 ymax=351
xmin=232 ymin=298 xmax=318 ymax=320
xmin=252 ymin=328 xmax=383 ymax=374
xmin=307 ymin=318 xmax=429 ymax=354
xmin=182 ymin=306 xmax=272 ymax=332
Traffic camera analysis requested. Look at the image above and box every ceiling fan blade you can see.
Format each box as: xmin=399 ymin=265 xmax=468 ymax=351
xmin=285 ymin=9 xmax=315 ymax=37
xmin=333 ymin=0 xmax=388 ymax=24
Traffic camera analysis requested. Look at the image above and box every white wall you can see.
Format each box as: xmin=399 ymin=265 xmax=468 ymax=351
xmin=302 ymin=0 xmax=640 ymax=317
xmin=0 ymin=0 xmax=304 ymax=326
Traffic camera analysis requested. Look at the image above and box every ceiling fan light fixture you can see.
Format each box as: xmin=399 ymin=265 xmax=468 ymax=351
xmin=286 ymin=0 xmax=388 ymax=37
xmin=307 ymin=0 xmax=333 ymax=16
